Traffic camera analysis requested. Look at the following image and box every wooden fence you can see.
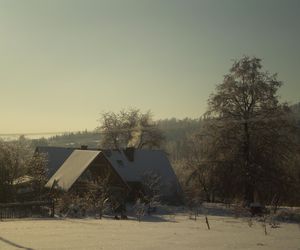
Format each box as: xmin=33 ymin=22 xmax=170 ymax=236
xmin=0 ymin=201 xmax=54 ymax=219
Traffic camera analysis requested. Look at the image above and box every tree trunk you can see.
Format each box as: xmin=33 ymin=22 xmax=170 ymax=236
xmin=243 ymin=121 xmax=254 ymax=205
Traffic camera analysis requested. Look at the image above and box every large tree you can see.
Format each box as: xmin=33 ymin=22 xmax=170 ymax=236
xmin=99 ymin=108 xmax=164 ymax=149
xmin=204 ymin=56 xmax=296 ymax=205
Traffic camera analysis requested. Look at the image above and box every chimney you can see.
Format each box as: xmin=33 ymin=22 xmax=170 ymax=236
xmin=124 ymin=147 xmax=135 ymax=162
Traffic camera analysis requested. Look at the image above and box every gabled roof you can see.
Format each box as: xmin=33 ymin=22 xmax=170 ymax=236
xmin=104 ymin=149 xmax=182 ymax=197
xmin=45 ymin=150 xmax=100 ymax=191
xmin=104 ymin=150 xmax=176 ymax=182
xmin=36 ymin=146 xmax=74 ymax=178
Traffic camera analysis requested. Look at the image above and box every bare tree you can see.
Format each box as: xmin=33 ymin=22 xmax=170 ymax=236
xmin=87 ymin=175 xmax=111 ymax=219
xmin=185 ymin=132 xmax=218 ymax=202
xmin=99 ymin=108 xmax=164 ymax=149
xmin=133 ymin=172 xmax=161 ymax=221
xmin=141 ymin=172 xmax=161 ymax=215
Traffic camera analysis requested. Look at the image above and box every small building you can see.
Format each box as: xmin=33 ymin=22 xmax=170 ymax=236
xmin=36 ymin=146 xmax=182 ymax=203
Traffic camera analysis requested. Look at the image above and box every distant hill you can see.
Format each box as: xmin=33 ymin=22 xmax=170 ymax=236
xmin=31 ymin=131 xmax=101 ymax=149
xmin=30 ymin=118 xmax=203 ymax=154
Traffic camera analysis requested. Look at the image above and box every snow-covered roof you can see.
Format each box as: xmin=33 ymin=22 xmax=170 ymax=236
xmin=40 ymin=147 xmax=182 ymax=198
xmin=104 ymin=149 xmax=181 ymax=197
xmin=36 ymin=146 xmax=74 ymax=178
xmin=104 ymin=150 xmax=174 ymax=181
xmin=45 ymin=150 xmax=100 ymax=191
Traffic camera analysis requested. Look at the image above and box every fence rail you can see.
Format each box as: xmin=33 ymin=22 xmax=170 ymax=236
xmin=0 ymin=201 xmax=54 ymax=219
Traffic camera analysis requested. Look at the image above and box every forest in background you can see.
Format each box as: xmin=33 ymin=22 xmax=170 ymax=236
xmin=29 ymin=102 xmax=300 ymax=159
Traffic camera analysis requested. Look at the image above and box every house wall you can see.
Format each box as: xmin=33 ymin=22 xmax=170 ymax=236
xmin=70 ymin=154 xmax=128 ymax=196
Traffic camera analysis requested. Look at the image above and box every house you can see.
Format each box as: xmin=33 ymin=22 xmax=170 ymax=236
xmin=36 ymin=146 xmax=182 ymax=203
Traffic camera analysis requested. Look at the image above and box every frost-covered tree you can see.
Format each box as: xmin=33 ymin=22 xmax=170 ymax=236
xmin=0 ymin=137 xmax=32 ymax=202
xmin=203 ymin=56 xmax=296 ymax=204
xmin=99 ymin=108 xmax=164 ymax=149
xmin=27 ymin=152 xmax=48 ymax=199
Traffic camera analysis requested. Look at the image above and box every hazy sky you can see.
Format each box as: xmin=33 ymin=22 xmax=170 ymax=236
xmin=0 ymin=0 xmax=299 ymax=133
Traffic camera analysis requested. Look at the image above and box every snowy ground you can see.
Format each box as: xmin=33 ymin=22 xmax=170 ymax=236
xmin=0 ymin=212 xmax=299 ymax=250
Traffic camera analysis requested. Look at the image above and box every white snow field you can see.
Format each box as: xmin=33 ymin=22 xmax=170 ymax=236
xmin=0 ymin=214 xmax=299 ymax=250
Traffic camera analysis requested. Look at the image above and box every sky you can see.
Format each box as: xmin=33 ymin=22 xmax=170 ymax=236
xmin=0 ymin=0 xmax=299 ymax=134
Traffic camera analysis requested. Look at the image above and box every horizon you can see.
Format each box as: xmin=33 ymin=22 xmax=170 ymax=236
xmin=1 ymin=0 xmax=299 ymax=134
xmin=0 ymin=115 xmax=201 ymax=136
